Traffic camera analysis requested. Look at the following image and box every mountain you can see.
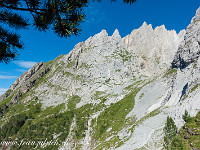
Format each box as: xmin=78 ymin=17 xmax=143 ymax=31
xmin=0 ymin=6 xmax=200 ymax=150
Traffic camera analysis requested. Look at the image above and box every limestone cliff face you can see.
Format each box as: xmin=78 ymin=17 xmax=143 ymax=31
xmin=10 ymin=62 xmax=44 ymax=91
xmin=1 ymin=6 xmax=200 ymax=150
xmin=123 ymin=22 xmax=184 ymax=76
xmin=0 ymin=61 xmax=49 ymax=103
xmin=30 ymin=23 xmax=183 ymax=109
xmin=15 ymin=22 xmax=181 ymax=110
xmin=172 ymin=7 xmax=200 ymax=69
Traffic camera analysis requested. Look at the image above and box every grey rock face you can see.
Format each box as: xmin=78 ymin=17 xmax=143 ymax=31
xmin=33 ymin=22 xmax=182 ymax=109
xmin=172 ymin=7 xmax=200 ymax=69
xmin=123 ymin=22 xmax=183 ymax=76
xmin=10 ymin=62 xmax=50 ymax=104
xmin=10 ymin=61 xmax=43 ymax=91
xmin=0 ymin=61 xmax=43 ymax=102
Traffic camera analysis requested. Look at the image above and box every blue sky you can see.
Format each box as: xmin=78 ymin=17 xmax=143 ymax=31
xmin=0 ymin=0 xmax=199 ymax=95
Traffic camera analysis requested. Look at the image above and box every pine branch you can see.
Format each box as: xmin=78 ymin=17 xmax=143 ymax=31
xmin=1 ymin=4 xmax=45 ymax=12
xmin=0 ymin=10 xmax=29 ymax=29
xmin=0 ymin=26 xmax=22 ymax=63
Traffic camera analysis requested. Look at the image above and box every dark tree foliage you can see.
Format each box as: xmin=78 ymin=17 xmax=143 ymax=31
xmin=163 ymin=116 xmax=177 ymax=149
xmin=0 ymin=0 xmax=136 ymax=63
xmin=182 ymin=110 xmax=192 ymax=123
xmin=0 ymin=103 xmax=9 ymax=116
xmin=0 ymin=113 xmax=27 ymax=140
xmin=163 ymin=116 xmax=185 ymax=150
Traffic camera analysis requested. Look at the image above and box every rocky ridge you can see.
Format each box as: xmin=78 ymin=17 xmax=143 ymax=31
xmin=172 ymin=7 xmax=200 ymax=69
xmin=0 ymin=6 xmax=200 ymax=150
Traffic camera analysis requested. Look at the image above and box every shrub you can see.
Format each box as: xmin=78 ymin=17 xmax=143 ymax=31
xmin=163 ymin=116 xmax=177 ymax=149
xmin=182 ymin=110 xmax=192 ymax=123
xmin=0 ymin=114 xmax=27 ymax=140
xmin=163 ymin=116 xmax=185 ymax=150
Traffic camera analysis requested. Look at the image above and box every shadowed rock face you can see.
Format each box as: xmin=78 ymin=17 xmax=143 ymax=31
xmin=172 ymin=7 xmax=200 ymax=69
xmin=10 ymin=61 xmax=44 ymax=91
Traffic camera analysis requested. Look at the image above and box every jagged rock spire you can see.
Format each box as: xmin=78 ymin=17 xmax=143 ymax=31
xmin=112 ymin=29 xmax=121 ymax=39
xmin=172 ymin=6 xmax=200 ymax=69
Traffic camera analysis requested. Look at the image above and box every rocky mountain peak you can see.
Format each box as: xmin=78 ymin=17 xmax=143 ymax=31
xmin=141 ymin=21 xmax=149 ymax=27
xmin=122 ymin=22 xmax=183 ymax=76
xmin=141 ymin=21 xmax=148 ymax=27
xmin=154 ymin=24 xmax=166 ymax=31
xmin=172 ymin=6 xmax=200 ymax=69
xmin=138 ymin=21 xmax=153 ymax=32
xmin=96 ymin=29 xmax=108 ymax=38
xmin=112 ymin=29 xmax=121 ymax=39
xmin=191 ymin=7 xmax=200 ymax=23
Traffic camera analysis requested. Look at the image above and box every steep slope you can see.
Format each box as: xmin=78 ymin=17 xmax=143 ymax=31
xmin=172 ymin=7 xmax=200 ymax=69
xmin=117 ymin=8 xmax=200 ymax=149
xmin=0 ymin=6 xmax=200 ymax=150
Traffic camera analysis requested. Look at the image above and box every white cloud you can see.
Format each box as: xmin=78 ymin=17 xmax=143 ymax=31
xmin=0 ymin=88 xmax=7 ymax=96
xmin=0 ymin=71 xmax=7 ymax=74
xmin=0 ymin=75 xmax=18 ymax=79
xmin=16 ymin=69 xmax=28 ymax=73
xmin=84 ymin=4 xmax=108 ymax=25
xmin=14 ymin=61 xmax=38 ymax=69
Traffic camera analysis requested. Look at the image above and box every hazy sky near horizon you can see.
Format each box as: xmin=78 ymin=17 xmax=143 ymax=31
xmin=0 ymin=0 xmax=199 ymax=95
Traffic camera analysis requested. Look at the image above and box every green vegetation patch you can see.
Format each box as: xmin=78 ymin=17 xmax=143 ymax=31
xmin=111 ymin=48 xmax=132 ymax=62
xmin=137 ymin=108 xmax=160 ymax=125
xmin=92 ymin=86 xmax=141 ymax=149
xmin=28 ymin=61 xmax=52 ymax=89
xmin=74 ymin=75 xmax=84 ymax=81
xmin=73 ymin=104 xmax=93 ymax=140
xmin=139 ymin=93 xmax=144 ymax=99
xmin=79 ymin=63 xmax=90 ymax=69
xmin=0 ymin=94 xmax=108 ymax=149
xmin=141 ymin=55 xmax=147 ymax=61
xmin=117 ymin=50 xmax=132 ymax=62
xmin=155 ymin=57 xmax=160 ymax=64
xmin=163 ymin=116 xmax=184 ymax=149
xmin=64 ymin=71 xmax=73 ymax=77
xmin=191 ymin=83 xmax=200 ymax=93
xmin=4 ymin=89 xmax=12 ymax=96
xmin=0 ymin=77 xmax=152 ymax=150
xmin=33 ymin=103 xmax=65 ymax=123
xmin=0 ymin=90 xmax=17 ymax=107
xmin=118 ymin=51 xmax=132 ymax=62
xmin=178 ymin=111 xmax=200 ymax=150
xmin=192 ymin=20 xmax=200 ymax=24
xmin=0 ymin=113 xmax=27 ymax=140
xmin=182 ymin=94 xmax=189 ymax=101
xmin=164 ymin=111 xmax=200 ymax=150
xmin=125 ymin=80 xmax=143 ymax=91
xmin=193 ymin=63 xmax=197 ymax=69
xmin=54 ymin=54 xmax=64 ymax=62
xmin=67 ymin=60 xmax=76 ymax=68
xmin=165 ymin=68 xmax=177 ymax=77
xmin=92 ymin=91 xmax=107 ymax=102
xmin=67 ymin=95 xmax=81 ymax=111
xmin=0 ymin=100 xmax=73 ymax=150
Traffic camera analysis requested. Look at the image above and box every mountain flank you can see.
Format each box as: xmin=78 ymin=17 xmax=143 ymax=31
xmin=0 ymin=6 xmax=200 ymax=150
